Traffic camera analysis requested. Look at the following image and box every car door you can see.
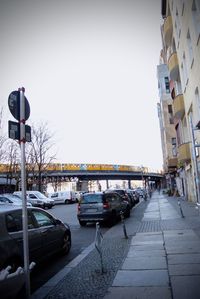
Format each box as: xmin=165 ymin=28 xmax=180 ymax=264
xmin=5 ymin=209 xmax=43 ymax=263
xmin=31 ymin=209 xmax=64 ymax=255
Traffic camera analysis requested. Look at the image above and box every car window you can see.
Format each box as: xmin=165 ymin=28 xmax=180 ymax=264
xmin=104 ymin=194 xmax=117 ymax=203
xmin=29 ymin=194 xmax=37 ymax=199
xmin=32 ymin=210 xmax=55 ymax=227
xmin=51 ymin=193 xmax=58 ymax=198
xmin=6 ymin=210 xmax=35 ymax=232
xmin=81 ymin=194 xmax=102 ymax=204
xmin=0 ymin=197 xmax=10 ymax=204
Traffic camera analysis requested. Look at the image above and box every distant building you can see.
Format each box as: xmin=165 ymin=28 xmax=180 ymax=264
xmin=158 ymin=0 xmax=200 ymax=202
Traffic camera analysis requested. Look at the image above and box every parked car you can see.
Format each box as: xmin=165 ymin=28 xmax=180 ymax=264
xmin=105 ymin=188 xmax=134 ymax=208
xmin=48 ymin=191 xmax=76 ymax=204
xmin=77 ymin=191 xmax=130 ymax=227
xmin=13 ymin=191 xmax=54 ymax=209
xmin=0 ymin=206 xmax=71 ymax=272
xmin=0 ymin=194 xmax=32 ymax=207
xmin=129 ymin=189 xmax=140 ymax=204
xmin=136 ymin=188 xmax=147 ymax=199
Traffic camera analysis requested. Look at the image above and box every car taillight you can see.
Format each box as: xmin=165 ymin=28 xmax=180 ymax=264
xmin=103 ymin=202 xmax=110 ymax=209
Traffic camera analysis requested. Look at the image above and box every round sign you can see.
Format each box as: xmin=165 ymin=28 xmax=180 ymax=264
xmin=8 ymin=90 xmax=30 ymax=121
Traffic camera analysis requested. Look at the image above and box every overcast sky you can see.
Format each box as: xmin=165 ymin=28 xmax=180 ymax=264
xmin=0 ymin=0 xmax=163 ymax=171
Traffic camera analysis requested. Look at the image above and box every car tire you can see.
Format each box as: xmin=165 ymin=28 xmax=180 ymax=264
xmin=79 ymin=220 xmax=86 ymax=226
xmin=61 ymin=233 xmax=71 ymax=255
xmin=65 ymin=200 xmax=68 ymax=204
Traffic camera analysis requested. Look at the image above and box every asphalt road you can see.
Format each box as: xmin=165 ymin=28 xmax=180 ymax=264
xmin=30 ymin=203 xmax=109 ymax=293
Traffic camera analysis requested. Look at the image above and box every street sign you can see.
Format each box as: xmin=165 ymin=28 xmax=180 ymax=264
xmin=8 ymin=121 xmax=31 ymax=142
xmin=8 ymin=120 xmax=20 ymax=140
xmin=8 ymin=90 xmax=30 ymax=121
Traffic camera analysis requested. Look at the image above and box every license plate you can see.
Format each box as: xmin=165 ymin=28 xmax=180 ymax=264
xmin=85 ymin=208 xmax=97 ymax=213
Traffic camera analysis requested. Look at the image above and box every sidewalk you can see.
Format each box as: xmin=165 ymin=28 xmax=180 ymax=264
xmin=31 ymin=192 xmax=200 ymax=299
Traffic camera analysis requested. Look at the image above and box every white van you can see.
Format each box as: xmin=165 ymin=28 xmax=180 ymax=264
xmin=14 ymin=191 xmax=54 ymax=209
xmin=48 ymin=191 xmax=76 ymax=204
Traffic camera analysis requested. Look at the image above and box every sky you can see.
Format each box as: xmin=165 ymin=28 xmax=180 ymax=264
xmin=0 ymin=0 xmax=163 ymax=171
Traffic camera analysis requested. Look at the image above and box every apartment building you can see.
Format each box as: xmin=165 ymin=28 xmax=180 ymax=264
xmin=157 ymin=63 xmax=177 ymax=191
xmin=158 ymin=0 xmax=200 ymax=202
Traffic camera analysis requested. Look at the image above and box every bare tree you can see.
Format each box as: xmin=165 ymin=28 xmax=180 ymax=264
xmin=3 ymin=139 xmax=20 ymax=191
xmin=27 ymin=122 xmax=56 ymax=192
xmin=0 ymin=107 xmax=6 ymax=163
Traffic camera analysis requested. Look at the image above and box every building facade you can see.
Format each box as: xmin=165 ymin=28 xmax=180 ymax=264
xmin=158 ymin=0 xmax=200 ymax=202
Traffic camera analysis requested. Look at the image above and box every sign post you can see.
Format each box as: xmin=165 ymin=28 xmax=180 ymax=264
xmin=19 ymin=87 xmax=30 ymax=298
xmin=8 ymin=88 xmax=31 ymax=298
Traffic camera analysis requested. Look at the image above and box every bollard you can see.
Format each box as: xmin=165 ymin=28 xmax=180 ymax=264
xmin=120 ymin=211 xmax=128 ymax=239
xmin=95 ymin=222 xmax=104 ymax=274
xmin=178 ymin=200 xmax=184 ymax=218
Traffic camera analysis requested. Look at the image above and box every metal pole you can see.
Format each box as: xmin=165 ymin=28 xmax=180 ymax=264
xmin=19 ymin=87 xmax=30 ymax=298
xmin=189 ymin=114 xmax=200 ymax=204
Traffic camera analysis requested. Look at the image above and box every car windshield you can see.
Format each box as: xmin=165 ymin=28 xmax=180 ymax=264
xmin=32 ymin=192 xmax=47 ymax=199
xmin=115 ymin=190 xmax=125 ymax=196
xmin=81 ymin=194 xmax=102 ymax=204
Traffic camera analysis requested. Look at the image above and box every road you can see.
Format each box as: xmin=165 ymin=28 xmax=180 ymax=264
xmin=31 ymin=203 xmax=109 ymax=293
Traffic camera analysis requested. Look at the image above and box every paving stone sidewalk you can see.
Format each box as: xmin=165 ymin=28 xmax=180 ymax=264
xmin=31 ymin=192 xmax=200 ymax=299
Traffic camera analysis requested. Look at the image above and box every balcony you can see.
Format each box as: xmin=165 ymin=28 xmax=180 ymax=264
xmin=163 ymin=16 xmax=173 ymax=46
xmin=168 ymin=52 xmax=179 ymax=81
xmin=167 ymin=157 xmax=178 ymax=168
xmin=178 ymin=142 xmax=191 ymax=163
xmin=173 ymin=94 xmax=185 ymax=119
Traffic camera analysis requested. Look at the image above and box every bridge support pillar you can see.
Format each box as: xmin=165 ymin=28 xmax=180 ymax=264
xmin=128 ymin=180 xmax=131 ymax=189
xmin=77 ymin=180 xmax=89 ymax=192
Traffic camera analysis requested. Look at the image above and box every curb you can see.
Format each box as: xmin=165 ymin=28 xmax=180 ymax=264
xmin=31 ymin=242 xmax=95 ymax=299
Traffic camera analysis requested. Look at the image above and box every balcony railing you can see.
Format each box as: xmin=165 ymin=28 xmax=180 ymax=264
xmin=163 ymin=16 xmax=173 ymax=46
xmin=167 ymin=157 xmax=178 ymax=168
xmin=178 ymin=142 xmax=191 ymax=163
xmin=168 ymin=52 xmax=179 ymax=81
xmin=173 ymin=94 xmax=185 ymax=119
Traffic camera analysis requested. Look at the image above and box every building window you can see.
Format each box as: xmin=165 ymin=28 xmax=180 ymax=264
xmin=176 ymin=124 xmax=181 ymax=145
xmin=187 ymin=30 xmax=194 ymax=67
xmin=172 ymin=137 xmax=176 ymax=145
xmin=172 ymin=137 xmax=177 ymax=156
xmin=164 ymin=77 xmax=170 ymax=93
xmin=168 ymin=105 xmax=174 ymax=124
xmin=192 ymin=0 xmax=200 ymax=44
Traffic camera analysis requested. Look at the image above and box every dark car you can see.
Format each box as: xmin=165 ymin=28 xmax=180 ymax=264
xmin=77 ymin=191 xmax=130 ymax=227
xmin=0 ymin=206 xmax=71 ymax=272
xmin=106 ymin=188 xmax=134 ymax=208
xmin=129 ymin=189 xmax=140 ymax=204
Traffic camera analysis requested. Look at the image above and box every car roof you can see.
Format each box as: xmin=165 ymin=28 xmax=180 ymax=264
xmin=0 ymin=205 xmax=22 ymax=213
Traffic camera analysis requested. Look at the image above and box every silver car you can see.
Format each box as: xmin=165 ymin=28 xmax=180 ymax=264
xmin=0 ymin=194 xmax=32 ymax=207
xmin=77 ymin=191 xmax=130 ymax=227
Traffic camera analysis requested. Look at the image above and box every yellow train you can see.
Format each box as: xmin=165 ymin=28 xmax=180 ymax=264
xmin=0 ymin=163 xmax=151 ymax=173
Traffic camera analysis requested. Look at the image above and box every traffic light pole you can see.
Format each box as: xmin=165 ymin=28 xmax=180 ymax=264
xmin=19 ymin=87 xmax=30 ymax=298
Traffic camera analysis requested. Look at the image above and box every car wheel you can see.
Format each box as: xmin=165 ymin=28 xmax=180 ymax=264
xmin=79 ymin=220 xmax=86 ymax=226
xmin=61 ymin=233 xmax=71 ymax=255
xmin=64 ymin=200 xmax=68 ymax=204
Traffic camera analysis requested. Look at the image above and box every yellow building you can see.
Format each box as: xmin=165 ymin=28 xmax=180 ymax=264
xmin=159 ymin=0 xmax=200 ymax=202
